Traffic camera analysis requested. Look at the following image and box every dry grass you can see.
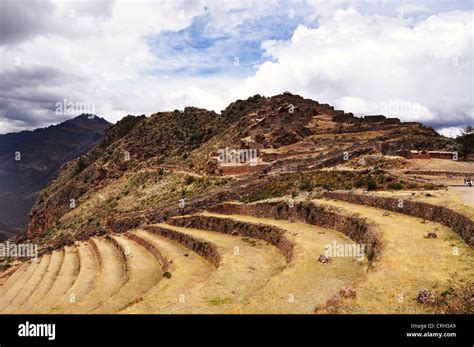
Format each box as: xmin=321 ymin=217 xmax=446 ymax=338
xmin=43 ymin=170 xmax=231 ymax=244
xmin=121 ymin=229 xmax=214 ymax=314
xmin=312 ymin=198 xmax=474 ymax=313
xmin=407 ymin=158 xmax=474 ymax=172
xmin=200 ymin=212 xmax=368 ymax=313
xmin=368 ymin=189 xmax=474 ymax=220
xmin=127 ymin=223 xmax=286 ymax=313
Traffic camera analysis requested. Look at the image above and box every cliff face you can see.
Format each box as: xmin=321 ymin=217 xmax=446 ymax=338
xmin=24 ymin=93 xmax=457 ymax=243
xmin=0 ymin=114 xmax=110 ymax=236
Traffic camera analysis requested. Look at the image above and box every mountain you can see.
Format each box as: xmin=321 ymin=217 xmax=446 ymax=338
xmin=0 ymin=114 xmax=111 ymax=235
xmin=4 ymin=93 xmax=473 ymax=315
xmin=23 ymin=93 xmax=460 ymax=245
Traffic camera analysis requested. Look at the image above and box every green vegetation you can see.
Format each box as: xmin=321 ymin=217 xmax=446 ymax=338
xmin=74 ymin=157 xmax=88 ymax=175
xmin=207 ymin=297 xmax=234 ymax=306
xmin=387 ymin=182 xmax=403 ymax=190
xmin=456 ymin=126 xmax=474 ymax=160
xmin=241 ymin=237 xmax=257 ymax=246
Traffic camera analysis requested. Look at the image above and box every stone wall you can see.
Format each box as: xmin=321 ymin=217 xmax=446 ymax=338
xmin=208 ymin=201 xmax=381 ymax=262
xmin=363 ymin=115 xmax=386 ymax=123
xmin=323 ymin=192 xmax=474 ymax=247
xmin=88 ymin=238 xmax=102 ymax=268
xmin=142 ymin=225 xmax=221 ymax=267
xmin=104 ymin=234 xmax=129 ymax=281
xmin=167 ymin=215 xmax=294 ymax=263
xmin=220 ymin=163 xmax=269 ymax=176
xmin=403 ymin=170 xmax=474 ymax=177
xmin=125 ymin=233 xmax=169 ymax=272
xmin=265 ymin=146 xmax=374 ymax=174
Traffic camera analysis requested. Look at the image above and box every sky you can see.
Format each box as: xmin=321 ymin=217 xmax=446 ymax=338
xmin=0 ymin=0 xmax=472 ymax=137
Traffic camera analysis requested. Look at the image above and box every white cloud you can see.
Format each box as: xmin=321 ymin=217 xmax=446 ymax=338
xmin=231 ymin=7 xmax=474 ymax=129
xmin=437 ymin=126 xmax=463 ymax=138
xmin=0 ymin=1 xmax=472 ymax=134
xmin=0 ymin=0 xmax=285 ymax=132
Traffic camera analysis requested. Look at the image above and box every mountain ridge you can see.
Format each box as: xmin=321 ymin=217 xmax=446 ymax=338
xmin=0 ymin=114 xmax=111 ymax=235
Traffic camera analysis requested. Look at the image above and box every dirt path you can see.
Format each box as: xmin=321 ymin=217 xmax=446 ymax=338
xmin=313 ymin=198 xmax=474 ymax=313
xmin=408 ymin=158 xmax=474 ymax=172
xmin=452 ymin=186 xmax=474 ymax=207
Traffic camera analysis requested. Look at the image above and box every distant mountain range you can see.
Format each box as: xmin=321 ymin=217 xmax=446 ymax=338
xmin=0 ymin=114 xmax=110 ymax=238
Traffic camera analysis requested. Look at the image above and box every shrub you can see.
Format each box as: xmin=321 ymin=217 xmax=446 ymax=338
xmin=185 ymin=176 xmax=195 ymax=185
xmin=75 ymin=157 xmax=88 ymax=174
xmin=367 ymin=178 xmax=377 ymax=191
xmin=299 ymin=181 xmax=312 ymax=191
xmin=387 ymin=182 xmax=403 ymax=190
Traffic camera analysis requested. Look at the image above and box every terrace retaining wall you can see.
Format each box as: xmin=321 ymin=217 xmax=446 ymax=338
xmin=167 ymin=215 xmax=294 ymax=263
xmin=208 ymin=201 xmax=381 ymax=262
xmin=142 ymin=225 xmax=221 ymax=267
xmin=322 ymin=192 xmax=474 ymax=247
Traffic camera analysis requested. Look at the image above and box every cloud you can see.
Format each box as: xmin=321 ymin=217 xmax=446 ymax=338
xmin=0 ymin=0 xmax=55 ymax=45
xmin=0 ymin=0 xmax=472 ymax=135
xmin=396 ymin=3 xmax=429 ymax=17
xmin=0 ymin=65 xmax=72 ymax=91
xmin=0 ymin=0 xmax=293 ymax=132
xmin=437 ymin=126 xmax=465 ymax=138
xmin=231 ymin=7 xmax=474 ymax=130
xmin=0 ymin=65 xmax=91 ymax=129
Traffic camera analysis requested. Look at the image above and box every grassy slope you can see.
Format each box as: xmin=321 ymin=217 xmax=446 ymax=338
xmin=312 ymin=198 xmax=474 ymax=313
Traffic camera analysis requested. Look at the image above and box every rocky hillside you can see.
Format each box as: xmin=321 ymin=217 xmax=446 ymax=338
xmin=24 ymin=93 xmax=459 ymax=247
xmin=0 ymin=114 xmax=110 ymax=236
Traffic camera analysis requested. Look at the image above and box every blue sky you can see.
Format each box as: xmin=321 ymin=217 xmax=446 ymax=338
xmin=145 ymin=0 xmax=474 ymax=79
xmin=147 ymin=7 xmax=311 ymax=77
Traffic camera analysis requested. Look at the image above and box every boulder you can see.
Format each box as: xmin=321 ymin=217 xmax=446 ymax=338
xmin=417 ymin=289 xmax=435 ymax=304
xmin=318 ymin=254 xmax=332 ymax=264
